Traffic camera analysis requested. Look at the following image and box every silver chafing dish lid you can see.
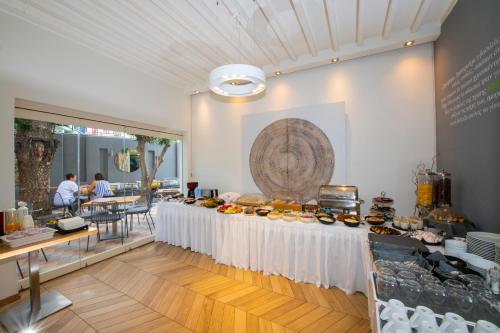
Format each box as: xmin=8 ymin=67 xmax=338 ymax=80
xmin=318 ymin=185 xmax=359 ymax=201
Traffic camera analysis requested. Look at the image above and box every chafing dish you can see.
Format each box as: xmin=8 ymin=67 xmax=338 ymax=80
xmin=318 ymin=185 xmax=364 ymax=216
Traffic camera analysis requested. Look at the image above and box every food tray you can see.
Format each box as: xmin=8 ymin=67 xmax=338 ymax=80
xmin=0 ymin=228 xmax=56 ymax=248
xmin=55 ymin=225 xmax=89 ymax=235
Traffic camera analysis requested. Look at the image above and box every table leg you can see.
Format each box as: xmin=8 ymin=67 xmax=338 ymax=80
xmin=0 ymin=251 xmax=72 ymax=332
xmin=29 ymin=251 xmax=41 ymax=320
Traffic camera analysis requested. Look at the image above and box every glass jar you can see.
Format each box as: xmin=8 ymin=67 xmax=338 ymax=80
xmin=417 ymin=170 xmax=435 ymax=207
xmin=16 ymin=202 xmax=29 ymax=226
xmin=435 ymin=170 xmax=451 ymax=207
xmin=4 ymin=208 xmax=21 ymax=234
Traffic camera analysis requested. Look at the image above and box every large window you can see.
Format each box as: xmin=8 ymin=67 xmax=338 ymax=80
xmin=15 ymin=120 xmax=181 ymax=210
xmin=12 ymin=102 xmax=182 ymax=280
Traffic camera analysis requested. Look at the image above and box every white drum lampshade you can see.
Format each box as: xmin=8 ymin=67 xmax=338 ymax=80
xmin=209 ymin=64 xmax=266 ymax=97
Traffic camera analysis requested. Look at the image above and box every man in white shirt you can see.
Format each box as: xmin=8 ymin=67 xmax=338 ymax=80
xmin=54 ymin=173 xmax=79 ymax=212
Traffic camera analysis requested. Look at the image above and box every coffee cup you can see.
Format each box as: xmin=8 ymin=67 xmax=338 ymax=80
xmin=382 ymin=313 xmax=411 ymax=333
xmin=380 ymin=299 xmax=408 ymax=321
xmin=440 ymin=312 xmax=469 ymax=333
xmin=410 ymin=306 xmax=437 ymax=329
xmin=472 ymin=320 xmax=500 ymax=333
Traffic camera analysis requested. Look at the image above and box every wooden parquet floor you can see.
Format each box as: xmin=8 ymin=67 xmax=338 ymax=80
xmin=0 ymin=242 xmax=371 ymax=333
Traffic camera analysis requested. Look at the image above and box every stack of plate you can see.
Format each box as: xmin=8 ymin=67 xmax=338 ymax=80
xmin=445 ymin=239 xmax=467 ymax=257
xmin=466 ymin=232 xmax=500 ymax=261
xmin=460 ymin=253 xmax=499 ymax=277
xmin=495 ymin=243 xmax=500 ymax=265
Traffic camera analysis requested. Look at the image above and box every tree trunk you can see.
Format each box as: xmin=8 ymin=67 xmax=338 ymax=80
xmin=136 ymin=135 xmax=149 ymax=194
xmin=135 ymin=135 xmax=171 ymax=198
xmin=15 ymin=120 xmax=58 ymax=214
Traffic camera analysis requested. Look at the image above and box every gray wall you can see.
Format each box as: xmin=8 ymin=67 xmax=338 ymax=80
xmin=51 ymin=134 xmax=178 ymax=186
xmin=434 ymin=0 xmax=500 ymax=232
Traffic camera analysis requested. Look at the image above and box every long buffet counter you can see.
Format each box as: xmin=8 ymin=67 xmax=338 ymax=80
xmin=155 ymin=201 xmax=370 ymax=295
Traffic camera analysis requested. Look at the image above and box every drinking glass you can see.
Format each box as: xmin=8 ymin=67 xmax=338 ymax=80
xmin=376 ymin=274 xmax=398 ymax=301
xmin=477 ymin=292 xmax=500 ymax=325
xmin=399 ymin=279 xmax=423 ymax=308
xmin=422 ymin=283 xmax=447 ymax=313
xmin=420 ymin=275 xmax=441 ymax=285
xmin=443 ymin=279 xmax=466 ymax=290
xmin=463 ymin=274 xmax=485 ymax=286
xmin=396 ymin=270 xmax=418 ymax=284
xmin=378 ymin=267 xmax=396 ymax=277
xmin=445 ymin=279 xmax=470 ymax=316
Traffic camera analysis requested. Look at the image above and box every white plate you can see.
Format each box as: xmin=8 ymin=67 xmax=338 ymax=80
xmin=467 ymin=232 xmax=500 ymax=244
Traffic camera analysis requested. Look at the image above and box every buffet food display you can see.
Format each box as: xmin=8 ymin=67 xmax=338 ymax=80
xmin=157 ymin=182 xmax=500 ymax=331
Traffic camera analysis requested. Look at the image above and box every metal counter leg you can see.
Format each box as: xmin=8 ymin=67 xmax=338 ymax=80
xmin=0 ymin=251 xmax=72 ymax=332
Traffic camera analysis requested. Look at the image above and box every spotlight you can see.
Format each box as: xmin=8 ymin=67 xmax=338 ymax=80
xmin=193 ymin=90 xmax=200 ymax=94
xmin=404 ymin=40 xmax=415 ymax=47
xmin=274 ymin=71 xmax=282 ymax=76
xmin=331 ymin=58 xmax=340 ymax=63
xmin=21 ymin=328 xmax=37 ymax=333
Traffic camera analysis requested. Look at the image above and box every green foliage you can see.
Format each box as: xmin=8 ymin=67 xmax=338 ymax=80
xmin=14 ymin=118 xmax=32 ymax=132
xmin=134 ymin=134 xmax=170 ymax=146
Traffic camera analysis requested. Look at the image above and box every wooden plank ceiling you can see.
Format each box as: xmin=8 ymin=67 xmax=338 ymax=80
xmin=0 ymin=0 xmax=457 ymax=93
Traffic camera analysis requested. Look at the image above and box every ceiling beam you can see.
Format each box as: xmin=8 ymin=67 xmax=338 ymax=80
xmin=410 ymin=0 xmax=431 ymax=33
xmin=382 ymin=0 xmax=395 ymax=39
xmin=125 ymin=0 xmax=220 ymax=69
xmin=92 ymin=0 xmax=206 ymax=81
xmin=255 ymin=0 xmax=297 ymax=61
xmin=323 ymin=0 xmax=339 ymax=51
xmin=184 ymin=0 xmax=258 ymax=65
xmin=289 ymin=0 xmax=318 ymax=57
xmin=440 ymin=0 xmax=458 ymax=24
xmin=355 ymin=0 xmax=362 ymax=45
xmin=25 ymin=0 xmax=193 ymax=84
xmin=220 ymin=0 xmax=280 ymax=65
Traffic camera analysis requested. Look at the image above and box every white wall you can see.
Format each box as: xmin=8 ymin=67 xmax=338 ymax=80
xmin=0 ymin=12 xmax=190 ymax=298
xmin=191 ymin=43 xmax=436 ymax=216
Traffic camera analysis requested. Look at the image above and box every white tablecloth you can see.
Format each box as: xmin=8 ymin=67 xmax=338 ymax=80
xmin=156 ymin=202 xmax=369 ymax=294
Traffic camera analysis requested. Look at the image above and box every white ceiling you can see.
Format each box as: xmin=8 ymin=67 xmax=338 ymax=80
xmin=0 ymin=0 xmax=457 ymax=94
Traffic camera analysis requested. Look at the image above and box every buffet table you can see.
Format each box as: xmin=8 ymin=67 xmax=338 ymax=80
xmin=156 ymin=202 xmax=369 ymax=294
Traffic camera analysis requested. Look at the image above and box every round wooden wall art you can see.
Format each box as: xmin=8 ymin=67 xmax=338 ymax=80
xmin=249 ymin=118 xmax=334 ymax=202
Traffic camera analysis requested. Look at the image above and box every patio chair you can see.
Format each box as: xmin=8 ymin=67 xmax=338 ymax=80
xmin=89 ymin=201 xmax=128 ymax=245
xmin=125 ymin=190 xmax=154 ymax=234
xmin=52 ymin=192 xmax=71 ymax=217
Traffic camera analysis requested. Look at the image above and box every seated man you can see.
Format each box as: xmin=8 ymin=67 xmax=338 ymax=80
xmin=54 ymin=173 xmax=80 ymax=213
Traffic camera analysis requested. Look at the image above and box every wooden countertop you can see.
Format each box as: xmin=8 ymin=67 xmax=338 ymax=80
xmin=0 ymin=227 xmax=98 ymax=262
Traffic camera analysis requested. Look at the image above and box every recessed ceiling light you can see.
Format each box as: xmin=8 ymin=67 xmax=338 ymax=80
xmin=331 ymin=58 xmax=340 ymax=63
xmin=193 ymin=90 xmax=200 ymax=94
xmin=274 ymin=71 xmax=282 ymax=76
xmin=404 ymin=40 xmax=415 ymax=47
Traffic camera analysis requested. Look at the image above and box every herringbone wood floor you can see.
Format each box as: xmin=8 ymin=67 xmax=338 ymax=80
xmin=1 ymin=242 xmax=371 ymax=333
